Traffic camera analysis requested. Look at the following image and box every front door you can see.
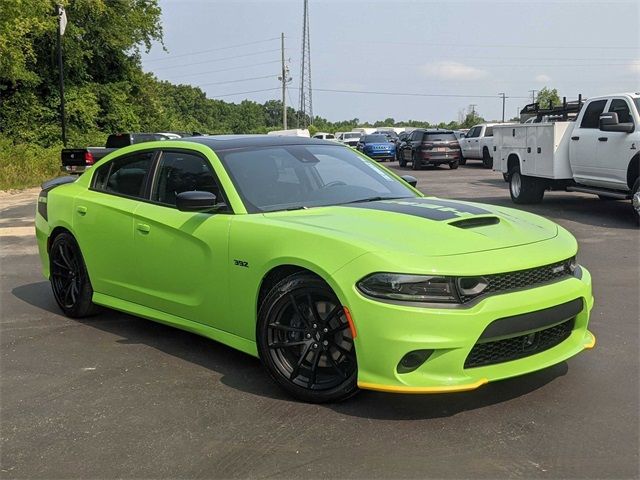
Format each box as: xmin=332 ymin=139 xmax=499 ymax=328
xmin=595 ymin=98 xmax=636 ymax=188
xmin=570 ymin=99 xmax=608 ymax=186
xmin=131 ymin=150 xmax=232 ymax=329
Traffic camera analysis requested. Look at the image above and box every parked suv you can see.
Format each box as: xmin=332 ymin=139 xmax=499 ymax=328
xmin=357 ymin=134 xmax=396 ymax=162
xmin=398 ymin=129 xmax=461 ymax=170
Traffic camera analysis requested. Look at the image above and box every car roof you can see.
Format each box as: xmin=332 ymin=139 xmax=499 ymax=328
xmin=180 ymin=134 xmax=342 ymax=151
xmin=412 ymin=129 xmax=455 ymax=134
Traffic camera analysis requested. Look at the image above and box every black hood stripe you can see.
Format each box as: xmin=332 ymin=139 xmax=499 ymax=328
xmin=343 ymin=198 xmax=491 ymax=221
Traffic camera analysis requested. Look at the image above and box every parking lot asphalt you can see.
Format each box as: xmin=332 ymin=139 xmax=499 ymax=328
xmin=1 ymin=163 xmax=638 ymax=479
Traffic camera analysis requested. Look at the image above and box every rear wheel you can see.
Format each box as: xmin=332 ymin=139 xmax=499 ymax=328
xmin=449 ymin=160 xmax=459 ymax=169
xmin=49 ymin=232 xmax=99 ymax=318
xmin=632 ymin=178 xmax=640 ymax=225
xmin=411 ymin=152 xmax=421 ymax=170
xmin=509 ymin=164 xmax=545 ymax=204
xmin=482 ymin=148 xmax=493 ymax=169
xmin=257 ymin=272 xmax=358 ymax=403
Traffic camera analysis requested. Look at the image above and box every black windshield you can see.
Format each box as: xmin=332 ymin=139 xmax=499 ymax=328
xmin=363 ymin=135 xmax=390 ymax=143
xmin=217 ymin=144 xmax=417 ymax=213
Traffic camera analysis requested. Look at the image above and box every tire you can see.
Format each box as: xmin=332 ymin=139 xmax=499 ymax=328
xmin=449 ymin=160 xmax=459 ymax=170
xmin=482 ymin=148 xmax=493 ymax=169
xmin=257 ymin=272 xmax=358 ymax=403
xmin=632 ymin=178 xmax=640 ymax=226
xmin=49 ymin=232 xmax=99 ymax=318
xmin=502 ymin=172 xmax=510 ymax=183
xmin=509 ymin=164 xmax=545 ymax=204
xmin=399 ymin=154 xmax=407 ymax=168
xmin=459 ymin=154 xmax=467 ymax=166
xmin=411 ymin=152 xmax=421 ymax=170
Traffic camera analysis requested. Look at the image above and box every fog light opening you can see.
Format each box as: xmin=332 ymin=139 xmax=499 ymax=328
xmin=397 ymin=349 xmax=434 ymax=374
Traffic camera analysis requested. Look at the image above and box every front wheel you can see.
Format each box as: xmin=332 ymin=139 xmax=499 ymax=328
xmin=509 ymin=164 xmax=545 ymax=204
xmin=482 ymin=148 xmax=493 ymax=169
xmin=49 ymin=232 xmax=99 ymax=318
xmin=257 ymin=272 xmax=358 ymax=403
xmin=411 ymin=152 xmax=421 ymax=170
xmin=632 ymin=178 xmax=640 ymax=226
xmin=459 ymin=154 xmax=467 ymax=166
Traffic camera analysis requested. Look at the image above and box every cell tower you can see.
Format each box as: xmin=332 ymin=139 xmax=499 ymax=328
xmin=298 ymin=0 xmax=313 ymax=127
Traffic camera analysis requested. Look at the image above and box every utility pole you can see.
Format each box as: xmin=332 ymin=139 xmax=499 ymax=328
xmin=498 ymin=93 xmax=506 ymax=123
xmin=298 ymin=0 xmax=313 ymax=127
xmin=469 ymin=104 xmax=477 ymax=123
xmin=56 ymin=4 xmax=67 ymax=146
xmin=529 ymin=89 xmax=537 ymax=104
xmin=279 ymin=33 xmax=288 ymax=129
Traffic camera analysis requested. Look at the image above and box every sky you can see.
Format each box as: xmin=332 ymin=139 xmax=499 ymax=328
xmin=141 ymin=0 xmax=640 ymax=124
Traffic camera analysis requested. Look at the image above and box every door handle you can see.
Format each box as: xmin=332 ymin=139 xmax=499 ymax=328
xmin=571 ymin=136 xmax=579 ymax=141
xmin=136 ymin=223 xmax=151 ymax=233
xmin=76 ymin=205 xmax=87 ymax=216
xmin=598 ymin=137 xmax=608 ymax=142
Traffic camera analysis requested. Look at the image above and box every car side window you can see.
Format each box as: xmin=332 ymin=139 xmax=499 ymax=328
xmin=151 ymin=151 xmax=224 ymax=207
xmin=410 ymin=131 xmax=421 ymax=141
xmin=92 ymin=152 xmax=154 ymax=199
xmin=580 ymin=100 xmax=608 ymax=129
xmin=609 ymin=99 xmax=633 ymax=124
xmin=470 ymin=127 xmax=481 ymax=138
xmin=485 ymin=127 xmax=493 ymax=137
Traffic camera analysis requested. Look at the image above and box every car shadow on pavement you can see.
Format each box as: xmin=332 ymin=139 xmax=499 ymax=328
xmin=11 ymin=281 xmax=288 ymax=402
xmin=13 ymin=281 xmax=569 ymax=418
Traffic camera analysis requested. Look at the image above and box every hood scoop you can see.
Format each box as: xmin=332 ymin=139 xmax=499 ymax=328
xmin=449 ymin=216 xmax=500 ymax=229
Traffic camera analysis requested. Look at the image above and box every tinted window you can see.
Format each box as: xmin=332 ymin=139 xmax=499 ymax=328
xmin=410 ymin=130 xmax=423 ymax=141
xmin=423 ymin=132 xmax=457 ymax=142
xmin=580 ymin=100 xmax=607 ymax=129
xmin=469 ymin=127 xmax=481 ymax=138
xmin=152 ymin=151 xmax=223 ymax=207
xmin=609 ymin=99 xmax=633 ymax=124
xmin=485 ymin=127 xmax=493 ymax=137
xmin=93 ymin=152 xmax=154 ymax=199
xmin=218 ymin=145 xmax=416 ymax=213
xmin=363 ymin=135 xmax=390 ymax=143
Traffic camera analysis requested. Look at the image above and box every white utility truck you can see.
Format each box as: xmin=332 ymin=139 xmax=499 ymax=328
xmin=494 ymin=93 xmax=640 ymax=222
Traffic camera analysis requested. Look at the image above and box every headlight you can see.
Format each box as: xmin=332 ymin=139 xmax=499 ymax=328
xmin=357 ymin=273 xmax=459 ymax=303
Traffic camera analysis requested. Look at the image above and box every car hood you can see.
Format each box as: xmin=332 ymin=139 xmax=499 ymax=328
xmin=262 ymin=197 xmax=558 ymax=257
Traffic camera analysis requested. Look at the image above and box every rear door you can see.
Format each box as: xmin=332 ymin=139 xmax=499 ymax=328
xmin=570 ymin=98 xmax=608 ymax=185
xmin=131 ymin=149 xmax=233 ymax=329
xmin=73 ymin=151 xmax=155 ymax=302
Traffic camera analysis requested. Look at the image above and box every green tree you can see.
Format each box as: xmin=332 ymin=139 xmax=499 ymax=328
xmin=536 ymin=87 xmax=561 ymax=108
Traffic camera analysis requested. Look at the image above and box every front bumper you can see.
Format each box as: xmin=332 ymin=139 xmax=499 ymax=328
xmin=336 ymin=263 xmax=594 ymax=393
xmin=365 ymin=150 xmax=395 ymax=160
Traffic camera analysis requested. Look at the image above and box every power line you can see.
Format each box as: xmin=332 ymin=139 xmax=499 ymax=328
xmin=198 ymin=75 xmax=274 ymax=87
xmin=144 ymin=37 xmax=280 ymax=63
xmin=210 ymin=87 xmax=281 ymax=98
xmin=168 ymin=60 xmax=280 ymax=79
xmin=340 ymin=40 xmax=640 ymax=50
xmin=149 ymin=49 xmax=281 ymax=71
xmin=309 ymin=87 xmax=530 ymax=100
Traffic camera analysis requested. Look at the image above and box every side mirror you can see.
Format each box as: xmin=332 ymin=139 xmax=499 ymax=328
xmin=400 ymin=175 xmax=418 ymax=187
xmin=176 ymin=191 xmax=221 ymax=212
xmin=599 ymin=112 xmax=635 ymax=133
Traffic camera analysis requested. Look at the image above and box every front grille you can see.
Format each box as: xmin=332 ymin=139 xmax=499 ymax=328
xmin=459 ymin=257 xmax=574 ymax=303
xmin=464 ymin=318 xmax=574 ymax=368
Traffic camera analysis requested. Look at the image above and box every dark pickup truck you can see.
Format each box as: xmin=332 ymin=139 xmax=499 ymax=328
xmin=61 ymin=133 xmax=181 ymax=173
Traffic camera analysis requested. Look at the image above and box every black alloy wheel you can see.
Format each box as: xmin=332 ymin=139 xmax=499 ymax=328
xmin=49 ymin=232 xmax=98 ymax=318
xmin=411 ymin=151 xmax=421 ymax=170
xmin=257 ymin=272 xmax=358 ymax=403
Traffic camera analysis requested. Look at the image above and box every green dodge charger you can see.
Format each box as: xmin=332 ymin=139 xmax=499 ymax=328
xmin=36 ymin=135 xmax=595 ymax=403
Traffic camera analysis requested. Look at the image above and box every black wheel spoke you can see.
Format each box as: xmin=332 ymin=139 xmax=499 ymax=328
xmin=328 ymin=322 xmax=349 ymax=335
xmin=290 ymin=342 xmax=312 ymax=380
xmin=63 ymin=281 xmax=74 ymax=305
xmin=52 ymin=259 xmax=68 ymax=270
xmin=268 ymin=323 xmax=306 ymax=333
xmin=289 ymin=294 xmax=311 ymax=327
xmin=306 ymin=293 xmax=323 ymax=324
xmin=307 ymin=350 xmax=322 ymax=387
xmin=327 ymin=352 xmax=347 ymax=379
xmin=269 ymin=339 xmax=309 ymax=349
xmin=324 ymin=304 xmax=343 ymax=324
xmin=332 ymin=343 xmax=355 ymax=360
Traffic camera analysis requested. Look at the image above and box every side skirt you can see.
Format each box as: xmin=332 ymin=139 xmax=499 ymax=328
xmin=92 ymin=292 xmax=258 ymax=357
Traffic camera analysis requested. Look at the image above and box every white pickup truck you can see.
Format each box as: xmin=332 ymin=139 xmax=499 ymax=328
xmin=493 ymin=92 xmax=640 ymax=222
xmin=459 ymin=123 xmax=506 ymax=168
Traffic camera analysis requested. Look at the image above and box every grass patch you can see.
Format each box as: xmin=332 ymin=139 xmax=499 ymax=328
xmin=0 ymin=136 xmax=63 ymax=190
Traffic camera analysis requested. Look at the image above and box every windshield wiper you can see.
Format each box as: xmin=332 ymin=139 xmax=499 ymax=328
xmin=340 ymin=196 xmax=410 ymax=205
